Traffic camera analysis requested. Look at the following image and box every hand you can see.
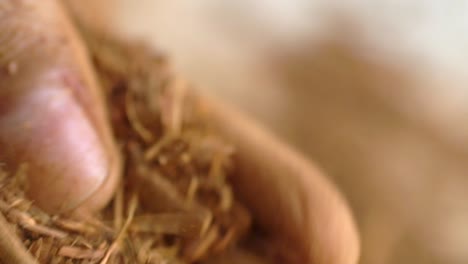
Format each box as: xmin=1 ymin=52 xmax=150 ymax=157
xmin=199 ymin=97 xmax=359 ymax=263
xmin=0 ymin=0 xmax=359 ymax=263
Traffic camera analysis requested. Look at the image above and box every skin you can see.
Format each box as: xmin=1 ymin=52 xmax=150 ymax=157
xmin=199 ymin=96 xmax=360 ymax=264
xmin=0 ymin=0 xmax=359 ymax=263
xmin=0 ymin=0 xmax=120 ymax=213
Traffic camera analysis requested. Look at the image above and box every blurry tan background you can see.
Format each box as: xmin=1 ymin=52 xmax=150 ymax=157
xmin=76 ymin=1 xmax=468 ymax=263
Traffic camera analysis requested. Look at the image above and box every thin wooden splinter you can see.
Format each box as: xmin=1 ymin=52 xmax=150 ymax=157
xmin=0 ymin=212 xmax=37 ymax=264
xmin=58 ymin=246 xmax=105 ymax=260
xmin=99 ymin=193 xmax=138 ymax=264
xmin=129 ymin=213 xmax=203 ymax=237
xmin=125 ymin=90 xmax=154 ymax=143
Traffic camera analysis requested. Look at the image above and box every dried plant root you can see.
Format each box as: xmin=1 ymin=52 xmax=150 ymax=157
xmin=0 ymin=211 xmax=37 ymax=264
xmin=86 ymin=28 xmax=253 ymax=262
xmin=0 ymin=24 xmax=254 ymax=264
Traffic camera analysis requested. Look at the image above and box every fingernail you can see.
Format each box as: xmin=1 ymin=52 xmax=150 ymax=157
xmin=0 ymin=86 xmax=109 ymax=213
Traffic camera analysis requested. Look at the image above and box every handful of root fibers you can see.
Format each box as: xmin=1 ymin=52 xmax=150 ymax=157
xmin=0 ymin=30 xmax=256 ymax=263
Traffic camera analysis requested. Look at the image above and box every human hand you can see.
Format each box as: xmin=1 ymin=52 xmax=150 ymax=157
xmin=0 ymin=1 xmax=359 ymax=263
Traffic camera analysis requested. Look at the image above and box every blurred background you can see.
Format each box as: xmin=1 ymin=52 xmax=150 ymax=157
xmin=76 ymin=1 xmax=468 ymax=263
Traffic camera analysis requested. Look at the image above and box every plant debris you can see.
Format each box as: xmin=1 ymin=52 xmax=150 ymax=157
xmin=0 ymin=28 xmax=252 ymax=263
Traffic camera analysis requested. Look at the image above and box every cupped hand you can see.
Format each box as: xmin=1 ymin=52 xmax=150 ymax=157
xmin=0 ymin=0 xmax=359 ymax=263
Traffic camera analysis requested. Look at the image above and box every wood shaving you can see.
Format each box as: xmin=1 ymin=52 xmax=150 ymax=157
xmin=0 ymin=26 xmax=254 ymax=263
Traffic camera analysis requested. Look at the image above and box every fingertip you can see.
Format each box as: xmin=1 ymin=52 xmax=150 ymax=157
xmin=0 ymin=0 xmax=120 ymax=214
xmin=303 ymin=177 xmax=360 ymax=264
xmin=0 ymin=87 xmax=111 ymax=213
xmin=198 ymin=95 xmax=360 ymax=263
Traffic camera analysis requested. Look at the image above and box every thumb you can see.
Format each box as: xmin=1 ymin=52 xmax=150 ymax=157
xmin=0 ymin=0 xmax=120 ymax=214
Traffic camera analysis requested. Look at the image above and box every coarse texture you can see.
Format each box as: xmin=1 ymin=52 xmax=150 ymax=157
xmin=0 ymin=28 xmax=252 ymax=263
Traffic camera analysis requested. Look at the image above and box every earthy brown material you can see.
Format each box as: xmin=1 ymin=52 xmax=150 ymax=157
xmin=0 ymin=3 xmax=360 ymax=263
xmin=0 ymin=28 xmax=252 ymax=263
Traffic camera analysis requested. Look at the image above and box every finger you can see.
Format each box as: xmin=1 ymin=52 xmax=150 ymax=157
xmin=63 ymin=0 xmax=112 ymax=31
xmin=0 ymin=0 xmax=120 ymax=214
xmin=198 ymin=96 xmax=360 ymax=264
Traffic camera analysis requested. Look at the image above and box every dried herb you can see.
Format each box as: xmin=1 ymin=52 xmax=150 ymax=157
xmin=0 ymin=27 xmax=252 ymax=263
